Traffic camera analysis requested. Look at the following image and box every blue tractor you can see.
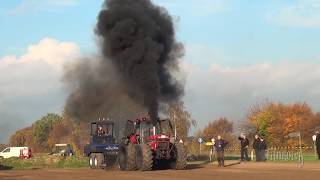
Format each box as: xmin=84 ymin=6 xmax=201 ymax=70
xmin=84 ymin=120 xmax=119 ymax=169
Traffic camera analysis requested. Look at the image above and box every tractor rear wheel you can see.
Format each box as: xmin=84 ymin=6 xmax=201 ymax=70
xmin=136 ymin=144 xmax=153 ymax=171
xmin=171 ymin=143 xmax=187 ymax=170
xmin=118 ymin=144 xmax=137 ymax=171
xmin=89 ymin=153 xmax=97 ymax=169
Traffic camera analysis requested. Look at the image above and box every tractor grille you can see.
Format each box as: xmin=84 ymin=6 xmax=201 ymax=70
xmin=157 ymin=141 xmax=169 ymax=150
xmin=155 ymin=141 xmax=171 ymax=159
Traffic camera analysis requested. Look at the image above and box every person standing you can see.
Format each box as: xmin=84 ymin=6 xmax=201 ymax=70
xmin=214 ymin=135 xmax=228 ymax=167
xmin=259 ymin=137 xmax=267 ymax=161
xmin=211 ymin=138 xmax=216 ymax=163
xmin=316 ymin=131 xmax=320 ymax=160
xmin=238 ymin=133 xmax=250 ymax=161
xmin=253 ymin=135 xmax=261 ymax=161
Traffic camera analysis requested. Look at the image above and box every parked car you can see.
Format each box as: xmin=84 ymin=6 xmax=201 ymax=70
xmin=49 ymin=144 xmax=73 ymax=157
xmin=0 ymin=147 xmax=32 ymax=159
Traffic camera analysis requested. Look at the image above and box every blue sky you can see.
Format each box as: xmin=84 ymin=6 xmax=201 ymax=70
xmin=1 ymin=0 xmax=320 ymax=142
xmin=1 ymin=0 xmax=320 ymax=65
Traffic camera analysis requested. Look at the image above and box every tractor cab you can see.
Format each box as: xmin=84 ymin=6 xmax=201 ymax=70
xmin=90 ymin=121 xmax=115 ymax=144
xmin=125 ymin=117 xmax=173 ymax=144
xmin=124 ymin=117 xmax=176 ymax=158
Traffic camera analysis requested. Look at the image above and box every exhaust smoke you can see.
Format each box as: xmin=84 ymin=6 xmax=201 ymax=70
xmin=64 ymin=0 xmax=184 ymax=125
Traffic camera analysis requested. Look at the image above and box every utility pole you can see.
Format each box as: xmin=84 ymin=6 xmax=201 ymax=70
xmin=198 ymin=137 xmax=203 ymax=155
xmin=173 ymin=111 xmax=177 ymax=140
xmin=298 ymin=132 xmax=304 ymax=167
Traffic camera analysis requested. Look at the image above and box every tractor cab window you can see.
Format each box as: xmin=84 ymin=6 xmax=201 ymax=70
xmin=92 ymin=123 xmax=114 ymax=137
xmin=139 ymin=121 xmax=154 ymax=143
xmin=157 ymin=119 xmax=174 ymax=136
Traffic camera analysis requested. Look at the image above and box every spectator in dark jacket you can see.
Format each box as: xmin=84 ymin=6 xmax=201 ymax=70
xmin=316 ymin=131 xmax=320 ymax=160
xmin=238 ymin=133 xmax=250 ymax=161
xmin=253 ymin=135 xmax=261 ymax=161
xmin=214 ymin=135 xmax=228 ymax=167
xmin=259 ymin=137 xmax=267 ymax=161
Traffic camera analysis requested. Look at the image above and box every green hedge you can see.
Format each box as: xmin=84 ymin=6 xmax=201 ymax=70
xmin=0 ymin=155 xmax=89 ymax=170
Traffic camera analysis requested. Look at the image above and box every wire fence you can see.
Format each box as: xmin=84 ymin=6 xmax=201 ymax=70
xmin=200 ymin=145 xmax=318 ymax=162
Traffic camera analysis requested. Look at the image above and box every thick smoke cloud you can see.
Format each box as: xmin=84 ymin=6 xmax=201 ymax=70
xmin=64 ymin=0 xmax=184 ymax=124
xmin=64 ymin=57 xmax=145 ymax=121
xmin=95 ymin=0 xmax=184 ymax=123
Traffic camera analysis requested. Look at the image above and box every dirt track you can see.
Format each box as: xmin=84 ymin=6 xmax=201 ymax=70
xmin=1 ymin=162 xmax=320 ymax=180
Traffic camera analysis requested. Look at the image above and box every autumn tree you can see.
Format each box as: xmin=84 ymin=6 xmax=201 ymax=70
xmin=202 ymin=117 xmax=234 ymax=142
xmin=163 ymin=101 xmax=197 ymax=141
xmin=47 ymin=120 xmax=70 ymax=148
xmin=10 ymin=128 xmax=28 ymax=146
xmin=190 ymin=118 xmax=234 ymax=153
xmin=248 ymin=102 xmax=320 ymax=146
xmin=9 ymin=127 xmax=35 ymax=149
xmin=32 ymin=113 xmax=62 ymax=151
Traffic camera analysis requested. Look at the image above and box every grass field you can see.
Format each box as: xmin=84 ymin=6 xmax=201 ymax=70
xmin=217 ymin=152 xmax=320 ymax=163
xmin=0 ymin=154 xmax=88 ymax=170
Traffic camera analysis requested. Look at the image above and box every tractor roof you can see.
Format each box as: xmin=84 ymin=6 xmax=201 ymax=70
xmin=129 ymin=117 xmax=151 ymax=124
xmin=55 ymin=144 xmax=70 ymax=146
xmin=91 ymin=120 xmax=114 ymax=125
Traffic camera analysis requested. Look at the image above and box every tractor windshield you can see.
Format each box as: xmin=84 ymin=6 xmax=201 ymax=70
xmin=91 ymin=122 xmax=114 ymax=137
xmin=140 ymin=121 xmax=153 ymax=138
xmin=139 ymin=119 xmax=173 ymax=137
xmin=157 ymin=119 xmax=174 ymax=136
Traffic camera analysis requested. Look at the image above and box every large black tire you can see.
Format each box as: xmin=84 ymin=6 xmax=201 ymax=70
xmin=118 ymin=144 xmax=137 ymax=171
xmin=104 ymin=154 xmax=118 ymax=169
xmin=171 ymin=143 xmax=187 ymax=170
xmin=95 ymin=153 xmax=104 ymax=168
xmin=136 ymin=144 xmax=153 ymax=171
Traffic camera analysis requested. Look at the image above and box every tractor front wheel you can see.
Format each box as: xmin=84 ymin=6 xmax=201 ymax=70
xmin=118 ymin=144 xmax=137 ymax=171
xmin=136 ymin=144 xmax=153 ymax=171
xmin=171 ymin=143 xmax=187 ymax=170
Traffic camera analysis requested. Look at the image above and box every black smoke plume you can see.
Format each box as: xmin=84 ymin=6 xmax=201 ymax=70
xmin=64 ymin=0 xmax=184 ymax=125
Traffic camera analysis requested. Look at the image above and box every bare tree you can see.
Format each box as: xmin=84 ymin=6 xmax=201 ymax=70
xmin=161 ymin=101 xmax=196 ymax=141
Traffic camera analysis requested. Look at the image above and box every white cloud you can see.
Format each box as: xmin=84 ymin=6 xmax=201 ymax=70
xmin=184 ymin=44 xmax=231 ymax=67
xmin=0 ymin=38 xmax=80 ymax=96
xmin=268 ymin=0 xmax=320 ymax=28
xmin=0 ymin=38 xmax=80 ymax=143
xmin=9 ymin=0 xmax=78 ymax=15
xmin=182 ymin=55 xmax=320 ymax=131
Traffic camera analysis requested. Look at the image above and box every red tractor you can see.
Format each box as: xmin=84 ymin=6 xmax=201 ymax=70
xmin=118 ymin=117 xmax=187 ymax=171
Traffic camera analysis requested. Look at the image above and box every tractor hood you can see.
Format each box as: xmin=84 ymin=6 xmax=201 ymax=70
xmin=148 ymin=134 xmax=170 ymax=141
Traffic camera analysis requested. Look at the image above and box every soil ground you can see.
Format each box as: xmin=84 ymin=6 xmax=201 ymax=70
xmin=1 ymin=161 xmax=320 ymax=180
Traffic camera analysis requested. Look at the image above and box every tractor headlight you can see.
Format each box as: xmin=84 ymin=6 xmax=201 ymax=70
xmin=160 ymin=135 xmax=169 ymax=139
